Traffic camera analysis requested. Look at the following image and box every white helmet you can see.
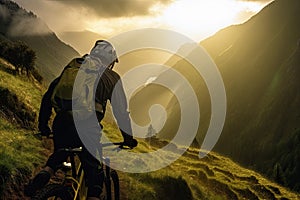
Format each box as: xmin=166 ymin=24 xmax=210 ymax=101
xmin=90 ymin=40 xmax=119 ymax=68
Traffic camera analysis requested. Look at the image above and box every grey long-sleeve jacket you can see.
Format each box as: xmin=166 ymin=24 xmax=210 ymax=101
xmin=38 ymin=56 xmax=133 ymax=139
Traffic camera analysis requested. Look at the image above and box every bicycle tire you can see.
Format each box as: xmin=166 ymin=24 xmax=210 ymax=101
xmin=31 ymin=184 xmax=73 ymax=200
xmin=110 ymin=170 xmax=120 ymax=200
xmin=104 ymin=175 xmax=112 ymax=200
xmin=102 ymin=169 xmax=120 ymax=200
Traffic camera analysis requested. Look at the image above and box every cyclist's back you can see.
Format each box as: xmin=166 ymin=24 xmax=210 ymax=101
xmin=25 ymin=40 xmax=137 ymax=200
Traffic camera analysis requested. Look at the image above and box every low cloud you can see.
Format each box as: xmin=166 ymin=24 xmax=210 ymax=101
xmin=7 ymin=10 xmax=51 ymax=37
xmin=55 ymin=0 xmax=173 ymax=18
xmin=13 ymin=0 xmax=173 ymax=34
xmin=0 ymin=4 xmax=9 ymax=20
xmin=0 ymin=3 xmax=51 ymax=37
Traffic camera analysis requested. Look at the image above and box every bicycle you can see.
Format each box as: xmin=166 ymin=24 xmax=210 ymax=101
xmin=31 ymin=134 xmax=125 ymax=200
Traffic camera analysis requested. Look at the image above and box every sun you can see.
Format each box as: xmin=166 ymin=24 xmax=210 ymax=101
xmin=88 ymin=0 xmax=271 ymax=42
xmin=160 ymin=0 xmax=258 ymax=40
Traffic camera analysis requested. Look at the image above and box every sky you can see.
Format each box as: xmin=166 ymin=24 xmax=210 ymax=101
xmin=14 ymin=0 xmax=273 ymax=42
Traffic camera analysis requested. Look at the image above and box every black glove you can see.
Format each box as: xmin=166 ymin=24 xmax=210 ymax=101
xmin=123 ymin=136 xmax=138 ymax=148
xmin=39 ymin=126 xmax=51 ymax=137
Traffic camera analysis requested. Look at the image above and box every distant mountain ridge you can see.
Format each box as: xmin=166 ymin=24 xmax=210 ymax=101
xmin=0 ymin=0 xmax=79 ymax=83
xmin=58 ymin=30 xmax=105 ymax=55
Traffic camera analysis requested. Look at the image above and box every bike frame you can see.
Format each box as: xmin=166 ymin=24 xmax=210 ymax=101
xmin=54 ymin=144 xmax=121 ymax=200
xmin=34 ymin=133 xmax=124 ymax=200
xmin=60 ymin=147 xmax=86 ymax=200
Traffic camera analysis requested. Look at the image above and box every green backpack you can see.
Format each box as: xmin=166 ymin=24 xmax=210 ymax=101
xmin=51 ymin=56 xmax=104 ymax=120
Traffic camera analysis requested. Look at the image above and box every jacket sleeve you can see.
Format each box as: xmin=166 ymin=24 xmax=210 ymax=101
xmin=38 ymin=78 xmax=60 ymax=134
xmin=110 ymin=78 xmax=133 ymax=139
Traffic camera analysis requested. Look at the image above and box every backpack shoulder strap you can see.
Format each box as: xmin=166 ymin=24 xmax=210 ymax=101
xmin=51 ymin=57 xmax=84 ymax=112
xmin=65 ymin=57 xmax=84 ymax=69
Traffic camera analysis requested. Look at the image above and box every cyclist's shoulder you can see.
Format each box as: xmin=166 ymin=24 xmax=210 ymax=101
xmin=106 ymin=69 xmax=120 ymax=77
xmin=102 ymin=69 xmax=121 ymax=82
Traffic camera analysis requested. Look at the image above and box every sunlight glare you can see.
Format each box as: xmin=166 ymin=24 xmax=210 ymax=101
xmin=162 ymin=0 xmax=239 ymax=37
xmin=89 ymin=0 xmax=272 ymax=41
xmin=160 ymin=0 xmax=269 ymax=40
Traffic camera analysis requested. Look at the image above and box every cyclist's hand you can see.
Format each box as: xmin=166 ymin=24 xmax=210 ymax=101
xmin=123 ymin=138 xmax=138 ymax=149
xmin=41 ymin=131 xmax=51 ymax=137
xmin=39 ymin=126 xmax=51 ymax=137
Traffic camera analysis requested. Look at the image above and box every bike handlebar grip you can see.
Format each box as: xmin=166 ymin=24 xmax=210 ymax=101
xmin=123 ymin=138 xmax=138 ymax=149
xmin=34 ymin=132 xmax=54 ymax=140
xmin=131 ymin=139 xmax=138 ymax=148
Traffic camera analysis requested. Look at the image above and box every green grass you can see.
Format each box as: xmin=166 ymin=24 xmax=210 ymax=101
xmin=0 ymin=58 xmax=46 ymax=198
xmin=101 ymin=122 xmax=300 ymax=200
xmin=0 ymin=117 xmax=46 ymax=197
xmin=0 ymin=118 xmax=45 ymax=169
xmin=0 ymin=58 xmax=43 ymax=114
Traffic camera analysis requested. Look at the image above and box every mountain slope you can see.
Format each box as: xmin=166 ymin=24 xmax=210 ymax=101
xmin=200 ymin=0 xmax=300 ymax=191
xmin=0 ymin=58 xmax=41 ymax=129
xmin=130 ymin=0 xmax=300 ymax=192
xmin=104 ymin=124 xmax=300 ymax=200
xmin=57 ymin=30 xmax=105 ymax=55
xmin=0 ymin=58 xmax=47 ymax=199
xmin=0 ymin=0 xmax=79 ymax=83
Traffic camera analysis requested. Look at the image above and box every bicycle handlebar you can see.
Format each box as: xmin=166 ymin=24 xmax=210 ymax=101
xmin=59 ymin=147 xmax=83 ymax=153
xmin=34 ymin=132 xmax=54 ymax=140
xmin=101 ymin=142 xmax=135 ymax=150
xmin=34 ymin=133 xmax=137 ymax=150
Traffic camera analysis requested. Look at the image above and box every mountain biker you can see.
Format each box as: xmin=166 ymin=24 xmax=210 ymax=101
xmin=24 ymin=40 xmax=137 ymax=200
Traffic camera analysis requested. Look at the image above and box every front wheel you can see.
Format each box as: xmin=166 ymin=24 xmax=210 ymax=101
xmin=102 ymin=169 xmax=120 ymax=200
xmin=31 ymin=184 xmax=73 ymax=200
xmin=110 ymin=170 xmax=120 ymax=200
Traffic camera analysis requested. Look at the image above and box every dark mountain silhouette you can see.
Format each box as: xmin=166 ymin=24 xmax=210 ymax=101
xmin=130 ymin=0 xmax=300 ymax=192
xmin=200 ymin=0 xmax=300 ymax=191
xmin=0 ymin=0 xmax=79 ymax=83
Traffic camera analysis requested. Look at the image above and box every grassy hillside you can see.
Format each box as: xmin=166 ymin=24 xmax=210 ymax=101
xmin=0 ymin=118 xmax=47 ymax=199
xmin=0 ymin=58 xmax=48 ymax=199
xmin=0 ymin=57 xmax=299 ymax=199
xmin=102 ymin=122 xmax=300 ymax=200
xmin=0 ymin=58 xmax=42 ymax=128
